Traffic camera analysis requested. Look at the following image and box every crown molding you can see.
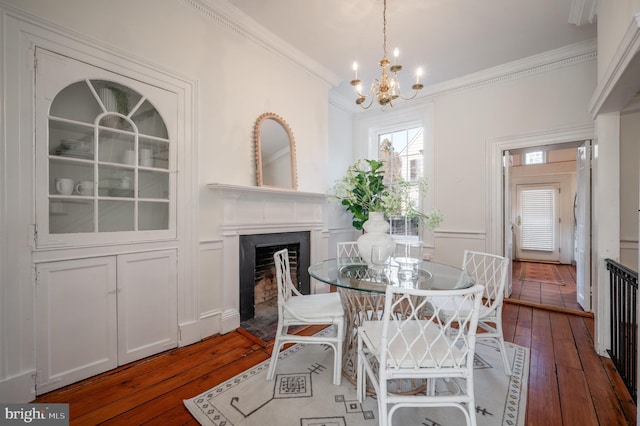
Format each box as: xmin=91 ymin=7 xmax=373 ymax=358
xmin=182 ymin=0 xmax=340 ymax=87
xmin=589 ymin=13 xmax=640 ymax=117
xmin=421 ymin=38 xmax=597 ymax=100
xmin=339 ymin=38 xmax=597 ymax=114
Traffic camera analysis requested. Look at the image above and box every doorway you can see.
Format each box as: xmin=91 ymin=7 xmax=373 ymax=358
xmin=488 ymin=124 xmax=594 ymax=314
xmin=504 ymin=141 xmax=590 ymax=313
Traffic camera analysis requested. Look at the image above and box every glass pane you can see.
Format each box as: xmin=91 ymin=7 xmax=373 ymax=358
xmin=98 ymin=200 xmax=134 ymax=232
xmin=139 ymin=170 xmax=169 ymax=199
xmin=139 ymin=202 xmax=169 ymax=230
xmin=50 ymin=80 xmax=102 ymax=124
xmin=131 ymin=100 xmax=168 ymax=138
xmin=49 ymin=120 xmax=94 ymax=158
xmin=139 ymin=137 xmax=169 ymax=169
xmin=91 ymin=80 xmax=140 ymax=116
xmin=99 ymin=115 xmax=132 ymax=131
xmin=98 ymin=129 xmax=135 ymax=164
xmin=49 ymin=159 xmax=94 ymax=196
xmin=98 ymin=165 xmax=134 ymax=197
xmin=50 ymin=200 xmax=94 ymax=234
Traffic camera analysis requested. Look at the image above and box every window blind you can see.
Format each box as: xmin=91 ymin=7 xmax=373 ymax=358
xmin=520 ymin=188 xmax=554 ymax=251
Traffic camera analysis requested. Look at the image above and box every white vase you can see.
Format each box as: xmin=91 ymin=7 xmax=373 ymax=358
xmin=357 ymin=212 xmax=396 ymax=265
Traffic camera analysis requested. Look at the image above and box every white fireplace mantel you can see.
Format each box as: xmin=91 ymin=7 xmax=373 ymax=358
xmin=207 ymin=183 xmax=330 ymax=333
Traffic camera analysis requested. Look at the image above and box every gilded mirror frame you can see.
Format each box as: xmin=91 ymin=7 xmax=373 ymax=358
xmin=254 ymin=112 xmax=298 ymax=190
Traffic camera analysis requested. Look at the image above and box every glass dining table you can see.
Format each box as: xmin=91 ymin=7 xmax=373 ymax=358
xmin=308 ymin=258 xmax=476 ymax=385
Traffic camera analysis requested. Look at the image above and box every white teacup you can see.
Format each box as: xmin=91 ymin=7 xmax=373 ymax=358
xmin=55 ymin=178 xmax=74 ymax=195
xmin=75 ymin=180 xmax=94 ymax=196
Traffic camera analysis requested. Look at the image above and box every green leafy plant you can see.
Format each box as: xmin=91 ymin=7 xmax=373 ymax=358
xmin=329 ymin=159 xmax=443 ymax=231
xmin=107 ymin=86 xmax=129 ymax=115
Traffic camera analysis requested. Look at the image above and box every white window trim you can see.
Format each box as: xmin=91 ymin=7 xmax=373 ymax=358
xmin=353 ymin=102 xmax=436 ymax=247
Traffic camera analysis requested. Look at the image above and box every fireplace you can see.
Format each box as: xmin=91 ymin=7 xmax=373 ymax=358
xmin=239 ymin=232 xmax=310 ymax=321
xmin=207 ymin=183 xmax=328 ymax=334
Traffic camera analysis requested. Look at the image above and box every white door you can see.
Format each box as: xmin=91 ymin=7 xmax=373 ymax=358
xmin=503 ymin=150 xmax=513 ymax=297
xmin=515 ymin=184 xmax=561 ymax=262
xmin=117 ymin=250 xmax=178 ymax=364
xmin=36 ymin=257 xmax=117 ymax=395
xmin=576 ymin=141 xmax=591 ymax=311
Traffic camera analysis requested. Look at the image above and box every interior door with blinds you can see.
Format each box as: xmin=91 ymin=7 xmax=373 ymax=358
xmin=515 ymin=183 xmax=560 ymax=262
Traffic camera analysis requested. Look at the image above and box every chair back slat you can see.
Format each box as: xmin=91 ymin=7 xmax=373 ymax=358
xmin=379 ymin=284 xmax=484 ymax=372
xmin=462 ymin=250 xmax=509 ymax=313
xmin=274 ymin=248 xmax=297 ymax=303
xmin=337 ymin=242 xmax=363 ymax=265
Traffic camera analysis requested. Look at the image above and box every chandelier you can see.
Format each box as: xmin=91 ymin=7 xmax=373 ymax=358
xmin=350 ymin=0 xmax=424 ymax=109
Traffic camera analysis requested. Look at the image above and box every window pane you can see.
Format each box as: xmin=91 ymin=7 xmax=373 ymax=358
xmin=524 ymin=151 xmax=545 ymax=165
xmin=520 ymin=188 xmax=554 ymax=251
xmin=378 ymin=126 xmax=423 ymax=237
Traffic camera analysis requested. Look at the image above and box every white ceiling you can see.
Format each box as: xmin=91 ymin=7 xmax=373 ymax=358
xmin=225 ymin=0 xmax=596 ymax=106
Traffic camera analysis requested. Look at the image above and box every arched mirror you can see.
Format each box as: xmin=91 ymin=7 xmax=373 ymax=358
xmin=254 ymin=112 xmax=297 ymax=189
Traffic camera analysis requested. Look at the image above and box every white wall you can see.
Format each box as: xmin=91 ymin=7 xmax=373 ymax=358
xmin=596 ymin=1 xmax=640 ymax=82
xmin=327 ymin=102 xmax=358 ymax=257
xmin=0 ymin=0 xmax=333 ymax=401
xmin=352 ymin=56 xmax=596 ymax=266
xmin=591 ymin=0 xmax=640 ymax=356
xmin=620 ymin=109 xmax=640 ymax=271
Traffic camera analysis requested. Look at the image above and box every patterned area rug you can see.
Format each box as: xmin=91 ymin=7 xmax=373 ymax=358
xmin=519 ymin=262 xmax=565 ymax=285
xmin=184 ymin=330 xmax=529 ymax=426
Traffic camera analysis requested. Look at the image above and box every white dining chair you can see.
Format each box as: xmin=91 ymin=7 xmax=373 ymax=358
xmin=431 ymin=250 xmax=512 ymax=375
xmin=357 ymin=283 xmax=485 ymax=426
xmin=336 ymin=241 xmax=362 ymax=266
xmin=266 ymin=248 xmax=346 ymax=385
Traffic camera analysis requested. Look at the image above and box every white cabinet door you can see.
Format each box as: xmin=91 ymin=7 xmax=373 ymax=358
xmin=36 ymin=257 xmax=118 ymax=395
xmin=35 ymin=47 xmax=178 ymax=248
xmin=117 ymin=250 xmax=177 ymax=364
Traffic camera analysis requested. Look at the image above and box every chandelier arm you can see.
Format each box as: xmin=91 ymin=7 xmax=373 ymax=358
xmin=396 ymin=89 xmax=421 ymax=101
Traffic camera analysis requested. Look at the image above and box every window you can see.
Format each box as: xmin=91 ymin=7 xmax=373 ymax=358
xmin=377 ymin=126 xmax=423 ymax=237
xmin=524 ymin=151 xmax=546 ymax=165
xmin=519 ymin=188 xmax=555 ymax=251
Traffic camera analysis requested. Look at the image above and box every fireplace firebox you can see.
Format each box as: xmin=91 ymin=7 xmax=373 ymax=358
xmin=239 ymin=232 xmax=310 ymax=321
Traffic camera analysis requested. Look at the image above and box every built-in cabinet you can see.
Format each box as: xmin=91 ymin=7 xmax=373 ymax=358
xmin=32 ymin=49 xmax=181 ymax=395
xmin=35 ymin=47 xmax=177 ymax=247
xmin=35 ymin=250 xmax=177 ymax=395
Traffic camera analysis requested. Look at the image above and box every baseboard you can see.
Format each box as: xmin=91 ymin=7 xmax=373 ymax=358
xmin=178 ymin=320 xmax=201 ymax=346
xmin=0 ymin=371 xmax=35 ymax=403
xmin=220 ymin=309 xmax=240 ymax=334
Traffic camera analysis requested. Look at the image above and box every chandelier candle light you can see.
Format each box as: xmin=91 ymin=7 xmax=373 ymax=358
xmin=351 ymin=0 xmax=424 ymax=109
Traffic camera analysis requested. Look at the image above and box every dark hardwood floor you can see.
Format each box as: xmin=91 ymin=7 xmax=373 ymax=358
xmin=34 ymin=261 xmax=635 ymax=424
xmin=508 ymin=260 xmax=583 ymax=313
xmin=35 ymin=311 xmax=636 ymax=425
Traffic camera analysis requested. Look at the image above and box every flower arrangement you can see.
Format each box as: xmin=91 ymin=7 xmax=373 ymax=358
xmin=329 ymin=158 xmax=443 ymax=231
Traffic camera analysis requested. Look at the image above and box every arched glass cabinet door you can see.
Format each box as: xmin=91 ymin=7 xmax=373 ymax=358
xmin=36 ymin=49 xmax=176 ymax=248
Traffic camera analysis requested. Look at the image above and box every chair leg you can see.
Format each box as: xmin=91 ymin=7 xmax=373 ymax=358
xmin=497 ymin=335 xmax=512 ymax=376
xmin=334 ymin=321 xmax=343 ymax=385
xmin=494 ymin=320 xmax=511 ymax=375
xmin=356 ymin=337 xmax=365 ymax=403
xmin=266 ymin=338 xmax=283 ymax=381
